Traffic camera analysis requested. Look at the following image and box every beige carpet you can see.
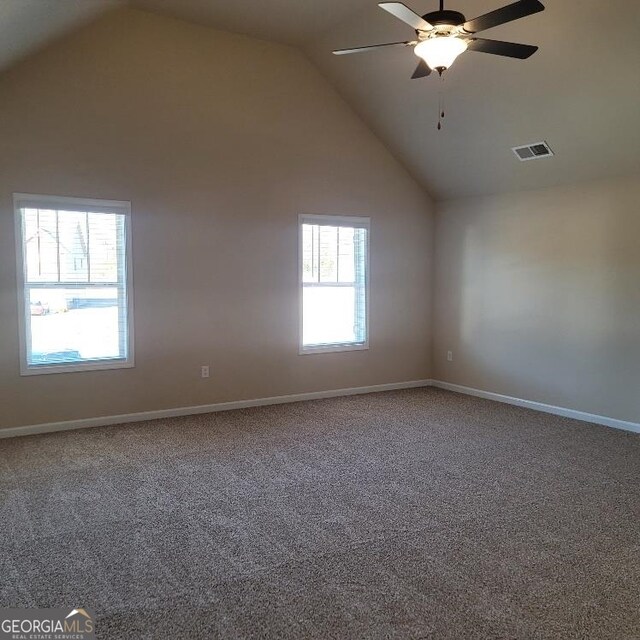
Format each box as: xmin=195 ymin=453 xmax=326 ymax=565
xmin=1 ymin=388 xmax=639 ymax=639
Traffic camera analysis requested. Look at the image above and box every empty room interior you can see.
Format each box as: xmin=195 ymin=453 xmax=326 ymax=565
xmin=0 ymin=0 xmax=639 ymax=638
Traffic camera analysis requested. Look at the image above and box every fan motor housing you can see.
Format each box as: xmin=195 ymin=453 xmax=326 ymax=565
xmin=422 ymin=10 xmax=466 ymax=27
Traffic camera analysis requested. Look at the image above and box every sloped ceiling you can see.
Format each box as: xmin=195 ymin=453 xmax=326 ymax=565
xmin=0 ymin=0 xmax=122 ymax=71
xmin=129 ymin=0 xmax=374 ymax=45
xmin=307 ymin=0 xmax=640 ymax=199
xmin=1 ymin=0 xmax=639 ymax=200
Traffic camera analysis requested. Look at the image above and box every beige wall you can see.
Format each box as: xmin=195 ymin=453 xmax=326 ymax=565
xmin=0 ymin=8 xmax=434 ymax=430
xmin=433 ymin=176 xmax=640 ymax=423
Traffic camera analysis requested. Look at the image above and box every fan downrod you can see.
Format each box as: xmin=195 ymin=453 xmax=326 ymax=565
xmin=421 ymin=10 xmax=466 ymax=28
xmin=417 ymin=0 xmax=465 ymax=28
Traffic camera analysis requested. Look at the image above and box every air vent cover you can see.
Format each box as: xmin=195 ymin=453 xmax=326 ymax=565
xmin=512 ymin=141 xmax=554 ymax=161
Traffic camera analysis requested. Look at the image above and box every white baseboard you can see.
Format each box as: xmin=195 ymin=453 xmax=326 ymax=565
xmin=431 ymin=380 xmax=640 ymax=434
xmin=0 ymin=379 xmax=433 ymax=439
xmin=3 ymin=378 xmax=638 ymax=439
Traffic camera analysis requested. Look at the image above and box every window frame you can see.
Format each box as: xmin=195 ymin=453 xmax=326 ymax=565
xmin=14 ymin=193 xmax=135 ymax=376
xmin=298 ymin=213 xmax=370 ymax=355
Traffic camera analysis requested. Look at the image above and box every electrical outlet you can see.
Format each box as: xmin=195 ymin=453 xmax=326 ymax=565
xmin=447 ymin=350 xmax=453 ymax=362
xmin=201 ymin=365 xmax=210 ymax=378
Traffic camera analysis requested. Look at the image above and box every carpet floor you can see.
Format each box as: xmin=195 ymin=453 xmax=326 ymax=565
xmin=1 ymin=388 xmax=639 ymax=639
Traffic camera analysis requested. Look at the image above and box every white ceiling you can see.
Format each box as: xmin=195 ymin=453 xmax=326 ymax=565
xmin=1 ymin=0 xmax=639 ymax=200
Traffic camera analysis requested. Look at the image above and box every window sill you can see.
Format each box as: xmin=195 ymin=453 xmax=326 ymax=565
xmin=299 ymin=343 xmax=369 ymax=355
xmin=20 ymin=359 xmax=135 ymax=376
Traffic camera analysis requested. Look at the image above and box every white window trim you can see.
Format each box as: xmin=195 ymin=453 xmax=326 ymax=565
xmin=298 ymin=213 xmax=370 ymax=355
xmin=14 ymin=193 xmax=135 ymax=376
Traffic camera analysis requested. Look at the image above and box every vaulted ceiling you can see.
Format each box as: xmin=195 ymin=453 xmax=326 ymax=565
xmin=129 ymin=0 xmax=375 ymax=44
xmin=1 ymin=0 xmax=639 ymax=199
xmin=0 ymin=0 xmax=121 ymax=71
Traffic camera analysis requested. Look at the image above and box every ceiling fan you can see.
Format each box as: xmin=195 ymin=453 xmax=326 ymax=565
xmin=333 ymin=0 xmax=545 ymax=78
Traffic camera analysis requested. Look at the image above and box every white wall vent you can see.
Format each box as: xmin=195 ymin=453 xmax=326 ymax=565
xmin=512 ymin=141 xmax=554 ymax=161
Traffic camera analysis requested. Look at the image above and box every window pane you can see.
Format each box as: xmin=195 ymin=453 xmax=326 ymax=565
xmin=338 ymin=227 xmax=355 ymax=283
xmin=88 ymin=212 xmax=120 ymax=283
xmin=27 ymin=287 xmax=123 ymax=365
xmin=303 ymin=286 xmax=356 ymax=345
xmin=24 ymin=209 xmax=59 ymax=283
xmin=58 ymin=210 xmax=89 ymax=282
xmin=319 ymin=226 xmax=338 ymax=282
xmin=301 ymin=224 xmax=317 ymax=283
xmin=23 ymin=209 xmax=41 ymax=282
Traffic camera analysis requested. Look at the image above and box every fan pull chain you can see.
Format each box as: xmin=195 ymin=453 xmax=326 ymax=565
xmin=437 ymin=73 xmax=446 ymax=130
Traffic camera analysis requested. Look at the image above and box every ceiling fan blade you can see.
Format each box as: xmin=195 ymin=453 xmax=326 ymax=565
xmin=411 ymin=60 xmax=432 ymax=79
xmin=467 ymin=38 xmax=538 ymax=59
xmin=378 ymin=2 xmax=433 ymax=32
xmin=463 ymin=0 xmax=544 ymax=34
xmin=333 ymin=41 xmax=416 ymax=55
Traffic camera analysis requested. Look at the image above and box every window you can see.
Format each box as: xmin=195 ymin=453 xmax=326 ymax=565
xmin=299 ymin=214 xmax=369 ymax=354
xmin=14 ymin=194 xmax=134 ymax=375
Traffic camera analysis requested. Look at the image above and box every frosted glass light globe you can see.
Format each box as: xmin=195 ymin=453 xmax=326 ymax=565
xmin=415 ymin=36 xmax=468 ymax=71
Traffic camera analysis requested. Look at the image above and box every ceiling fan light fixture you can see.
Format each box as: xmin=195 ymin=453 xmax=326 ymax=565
xmin=414 ymin=36 xmax=468 ymax=72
